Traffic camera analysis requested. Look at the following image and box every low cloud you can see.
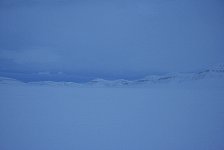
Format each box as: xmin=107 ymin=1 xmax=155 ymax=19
xmin=0 ymin=47 xmax=62 ymax=71
xmin=0 ymin=0 xmax=224 ymax=75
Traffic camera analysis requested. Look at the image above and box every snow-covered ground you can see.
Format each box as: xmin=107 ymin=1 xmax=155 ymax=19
xmin=0 ymin=68 xmax=224 ymax=150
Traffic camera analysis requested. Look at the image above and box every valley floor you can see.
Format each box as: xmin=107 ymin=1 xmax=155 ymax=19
xmin=0 ymin=81 xmax=224 ymax=150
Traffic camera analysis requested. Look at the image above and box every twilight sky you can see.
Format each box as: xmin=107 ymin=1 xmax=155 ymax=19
xmin=0 ymin=0 xmax=224 ymax=78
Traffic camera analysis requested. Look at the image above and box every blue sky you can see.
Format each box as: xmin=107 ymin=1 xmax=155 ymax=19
xmin=0 ymin=0 xmax=224 ymax=80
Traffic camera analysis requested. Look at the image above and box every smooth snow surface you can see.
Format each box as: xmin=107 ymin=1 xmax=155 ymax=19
xmin=0 ymin=79 xmax=224 ymax=150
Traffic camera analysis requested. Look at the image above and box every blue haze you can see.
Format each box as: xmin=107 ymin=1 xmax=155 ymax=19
xmin=0 ymin=0 xmax=224 ymax=81
xmin=1 ymin=1 xmax=224 ymax=150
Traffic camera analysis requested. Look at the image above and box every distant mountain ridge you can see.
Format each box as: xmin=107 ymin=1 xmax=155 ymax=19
xmin=1 ymin=64 xmax=224 ymax=87
xmin=85 ymin=64 xmax=224 ymax=87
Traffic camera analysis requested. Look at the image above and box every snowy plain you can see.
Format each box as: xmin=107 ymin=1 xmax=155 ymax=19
xmin=0 ymin=70 xmax=224 ymax=150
